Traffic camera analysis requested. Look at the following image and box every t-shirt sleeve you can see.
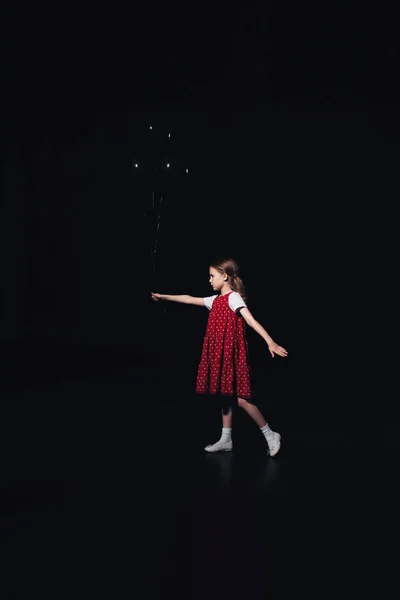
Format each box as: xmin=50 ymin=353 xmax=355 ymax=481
xmin=229 ymin=292 xmax=247 ymax=313
xmin=203 ymin=295 xmax=218 ymax=310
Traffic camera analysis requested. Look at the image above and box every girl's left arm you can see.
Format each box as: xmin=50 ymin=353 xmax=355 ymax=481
xmin=239 ymin=308 xmax=288 ymax=358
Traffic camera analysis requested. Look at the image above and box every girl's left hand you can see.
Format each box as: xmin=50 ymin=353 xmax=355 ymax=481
xmin=268 ymin=342 xmax=288 ymax=358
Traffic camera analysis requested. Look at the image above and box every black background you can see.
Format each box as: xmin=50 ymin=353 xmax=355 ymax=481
xmin=3 ymin=3 xmax=398 ymax=386
xmin=1 ymin=4 xmax=399 ymax=598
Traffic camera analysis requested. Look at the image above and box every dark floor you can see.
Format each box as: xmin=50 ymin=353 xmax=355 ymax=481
xmin=0 ymin=341 xmax=397 ymax=599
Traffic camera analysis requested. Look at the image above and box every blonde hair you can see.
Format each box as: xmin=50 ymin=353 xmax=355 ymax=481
xmin=210 ymin=257 xmax=247 ymax=301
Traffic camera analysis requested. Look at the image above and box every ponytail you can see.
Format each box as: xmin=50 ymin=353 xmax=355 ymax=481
xmin=232 ymin=274 xmax=247 ymax=302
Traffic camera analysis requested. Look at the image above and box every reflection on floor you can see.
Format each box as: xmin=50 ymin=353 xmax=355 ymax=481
xmin=0 ymin=358 xmax=397 ymax=599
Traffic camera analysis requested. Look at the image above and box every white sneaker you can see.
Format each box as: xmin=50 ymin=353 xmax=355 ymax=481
xmin=267 ymin=432 xmax=281 ymax=457
xmin=204 ymin=440 xmax=233 ymax=453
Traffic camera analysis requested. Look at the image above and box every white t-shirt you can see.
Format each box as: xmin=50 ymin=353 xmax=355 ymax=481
xmin=203 ymin=291 xmax=247 ymax=313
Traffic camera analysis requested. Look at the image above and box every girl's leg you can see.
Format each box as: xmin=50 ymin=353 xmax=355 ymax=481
xmin=204 ymin=399 xmax=233 ymax=453
xmin=237 ymin=396 xmax=281 ymax=456
xmin=222 ymin=406 xmax=233 ymax=429
xmin=237 ymin=397 xmax=266 ymax=427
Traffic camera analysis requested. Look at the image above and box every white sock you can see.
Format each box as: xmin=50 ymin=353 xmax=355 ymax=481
xmin=220 ymin=428 xmax=232 ymax=444
xmin=260 ymin=423 xmax=275 ymax=443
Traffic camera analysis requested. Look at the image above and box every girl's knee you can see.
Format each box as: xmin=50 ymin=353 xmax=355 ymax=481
xmin=237 ymin=396 xmax=248 ymax=408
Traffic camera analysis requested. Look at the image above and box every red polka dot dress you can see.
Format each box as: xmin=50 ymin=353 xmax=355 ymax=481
xmin=196 ymin=291 xmax=252 ymax=399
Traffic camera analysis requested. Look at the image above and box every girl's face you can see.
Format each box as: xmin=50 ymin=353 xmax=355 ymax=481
xmin=209 ymin=267 xmax=227 ymax=292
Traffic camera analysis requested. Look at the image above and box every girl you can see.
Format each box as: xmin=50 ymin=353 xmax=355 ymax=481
xmin=151 ymin=258 xmax=288 ymax=456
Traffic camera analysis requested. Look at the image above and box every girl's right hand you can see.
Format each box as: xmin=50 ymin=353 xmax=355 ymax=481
xmin=151 ymin=292 xmax=163 ymax=302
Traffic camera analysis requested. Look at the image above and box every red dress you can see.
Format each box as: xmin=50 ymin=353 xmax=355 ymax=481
xmin=196 ymin=292 xmax=252 ymax=399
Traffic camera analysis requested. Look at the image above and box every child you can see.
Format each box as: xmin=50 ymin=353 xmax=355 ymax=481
xmin=151 ymin=258 xmax=288 ymax=456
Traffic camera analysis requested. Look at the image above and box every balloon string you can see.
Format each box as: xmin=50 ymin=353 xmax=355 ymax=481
xmin=147 ymin=191 xmax=167 ymax=317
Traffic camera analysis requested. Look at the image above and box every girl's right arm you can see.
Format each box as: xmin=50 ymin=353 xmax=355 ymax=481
xmin=151 ymin=293 xmax=205 ymax=306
